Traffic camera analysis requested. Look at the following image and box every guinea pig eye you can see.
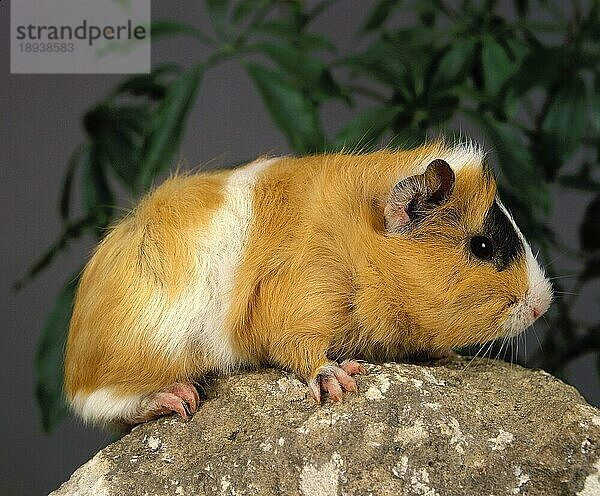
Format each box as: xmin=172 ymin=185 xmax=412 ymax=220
xmin=470 ymin=236 xmax=494 ymax=260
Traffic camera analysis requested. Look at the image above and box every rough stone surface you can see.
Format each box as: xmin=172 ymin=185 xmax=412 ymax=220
xmin=51 ymin=358 xmax=600 ymax=496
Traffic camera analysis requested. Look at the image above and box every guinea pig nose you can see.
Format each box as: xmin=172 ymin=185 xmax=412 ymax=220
xmin=532 ymin=307 xmax=541 ymax=319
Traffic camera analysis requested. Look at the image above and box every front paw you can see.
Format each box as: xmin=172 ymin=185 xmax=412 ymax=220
xmin=308 ymin=360 xmax=366 ymax=403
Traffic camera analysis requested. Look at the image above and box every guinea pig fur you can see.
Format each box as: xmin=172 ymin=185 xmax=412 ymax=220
xmin=64 ymin=141 xmax=553 ymax=427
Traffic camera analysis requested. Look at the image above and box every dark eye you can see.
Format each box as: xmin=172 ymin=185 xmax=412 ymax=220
xmin=470 ymin=236 xmax=494 ymax=260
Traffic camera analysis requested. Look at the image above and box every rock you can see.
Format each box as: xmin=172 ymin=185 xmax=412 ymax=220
xmin=51 ymin=358 xmax=600 ymax=496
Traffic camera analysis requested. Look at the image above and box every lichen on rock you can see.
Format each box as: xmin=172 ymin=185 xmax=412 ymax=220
xmin=51 ymin=358 xmax=600 ymax=496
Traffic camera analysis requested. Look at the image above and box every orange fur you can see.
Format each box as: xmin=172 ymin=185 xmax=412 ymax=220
xmin=65 ymin=170 xmax=228 ymax=398
xmin=229 ymin=147 xmax=527 ymax=384
xmin=65 ymin=143 xmax=533 ymax=423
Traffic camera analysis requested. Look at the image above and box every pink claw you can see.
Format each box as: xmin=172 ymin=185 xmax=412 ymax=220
xmin=163 ymin=382 xmax=200 ymax=414
xmin=340 ymin=359 xmax=366 ymax=375
xmin=309 ymin=361 xmax=365 ymax=404
xmin=132 ymin=382 xmax=200 ymax=424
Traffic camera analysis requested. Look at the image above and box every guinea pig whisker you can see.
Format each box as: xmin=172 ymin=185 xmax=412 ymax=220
xmin=511 ymin=336 xmax=517 ymax=364
xmin=509 ymin=339 xmax=513 ymax=367
xmin=553 ymin=290 xmax=580 ymax=296
xmin=541 ymin=315 xmax=550 ymax=330
xmin=548 ymin=294 xmax=565 ymax=300
xmin=496 ymin=337 xmax=505 ymax=362
xmin=544 ymin=253 xmax=564 ymax=267
xmin=530 ymin=324 xmax=544 ymax=354
xmin=500 ymin=340 xmax=508 ymax=361
xmin=516 ymin=333 xmax=523 ymax=364
xmin=463 ymin=346 xmax=483 ymax=370
xmin=493 ymin=338 xmax=503 ymax=361
xmin=463 ymin=339 xmax=493 ymax=371
xmin=502 ymin=335 xmax=510 ymax=359
xmin=548 ymin=274 xmax=576 ymax=281
xmin=481 ymin=339 xmax=496 ymax=360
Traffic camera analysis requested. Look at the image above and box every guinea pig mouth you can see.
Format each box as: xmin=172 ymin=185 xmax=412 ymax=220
xmin=502 ymin=288 xmax=552 ymax=337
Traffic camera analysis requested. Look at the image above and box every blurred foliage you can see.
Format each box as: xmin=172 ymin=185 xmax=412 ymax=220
xmin=17 ymin=0 xmax=600 ymax=432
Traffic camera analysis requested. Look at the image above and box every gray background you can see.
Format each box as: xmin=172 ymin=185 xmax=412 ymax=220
xmin=1 ymin=1 xmax=598 ymax=495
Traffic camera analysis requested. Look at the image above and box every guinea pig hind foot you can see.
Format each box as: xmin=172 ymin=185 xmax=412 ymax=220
xmin=308 ymin=360 xmax=365 ymax=404
xmin=130 ymin=382 xmax=200 ymax=424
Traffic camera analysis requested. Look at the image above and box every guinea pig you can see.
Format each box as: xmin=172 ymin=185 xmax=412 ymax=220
xmin=64 ymin=141 xmax=553 ymax=427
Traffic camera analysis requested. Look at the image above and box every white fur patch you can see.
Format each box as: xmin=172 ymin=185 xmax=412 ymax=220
xmin=152 ymin=157 xmax=279 ymax=369
xmin=416 ymin=141 xmax=485 ymax=174
xmin=72 ymin=387 xmax=145 ymax=425
xmin=497 ymin=201 xmax=553 ymax=335
xmin=73 ymin=158 xmax=277 ymax=425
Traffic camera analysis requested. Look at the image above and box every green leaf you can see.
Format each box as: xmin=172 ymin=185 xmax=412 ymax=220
xmin=588 ymin=75 xmax=600 ymax=139
xmin=35 ymin=275 xmax=79 ymax=432
xmin=558 ymin=162 xmax=600 ymax=192
xmin=580 ymin=196 xmax=600 ymax=252
xmin=533 ymin=76 xmax=588 ymax=180
xmin=256 ymin=42 xmax=322 ymax=84
xmin=232 ymin=0 xmax=271 ymax=24
xmin=509 ymin=46 xmax=569 ymax=96
xmin=254 ymin=21 xmax=336 ymax=51
xmin=97 ymin=125 xmax=141 ymax=189
xmin=60 ymin=144 xmax=84 ymax=221
xmin=580 ymin=252 xmax=600 ymax=283
xmin=343 ymin=39 xmax=411 ymax=100
xmin=418 ymin=5 xmax=436 ymax=26
xmin=82 ymin=103 xmax=109 ymax=140
xmin=136 ymin=64 xmax=203 ymax=191
xmin=150 ymin=20 xmax=212 ymax=45
xmin=84 ymin=105 xmax=149 ymax=190
xmin=207 ymin=0 xmax=230 ymax=31
xmin=361 ymin=0 xmax=401 ymax=32
xmin=388 ymin=124 xmax=428 ymax=150
xmin=308 ymin=0 xmax=338 ymax=22
xmin=429 ymin=39 xmax=476 ymax=92
xmin=481 ymin=35 xmax=515 ymax=97
xmin=14 ymin=248 xmax=62 ymax=293
xmin=504 ymin=38 xmax=529 ymax=65
xmin=542 ymin=76 xmax=587 ymax=160
xmin=82 ymin=148 xmax=115 ymax=233
xmin=13 ymin=217 xmax=92 ymax=291
xmin=256 ymin=43 xmax=346 ymax=102
xmin=247 ymin=63 xmax=325 ymax=153
xmin=335 ymin=106 xmax=401 ymax=150
xmin=385 ymin=29 xmax=439 ymax=88
xmin=427 ymin=93 xmax=459 ymax=124
xmin=513 ymin=0 xmax=528 ymax=16
xmin=470 ymin=112 xmax=549 ymax=210
xmin=114 ymin=64 xmax=182 ymax=100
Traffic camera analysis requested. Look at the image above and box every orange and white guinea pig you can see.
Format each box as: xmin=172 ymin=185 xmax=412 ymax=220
xmin=64 ymin=141 xmax=553 ymax=427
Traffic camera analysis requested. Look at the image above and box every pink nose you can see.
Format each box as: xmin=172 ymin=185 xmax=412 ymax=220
xmin=532 ymin=307 xmax=541 ymax=319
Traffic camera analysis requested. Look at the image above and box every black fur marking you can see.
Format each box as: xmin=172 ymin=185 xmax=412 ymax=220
xmin=480 ymin=201 xmax=524 ymax=271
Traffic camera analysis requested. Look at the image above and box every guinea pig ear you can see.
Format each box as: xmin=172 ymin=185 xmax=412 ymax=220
xmin=384 ymin=159 xmax=455 ymax=233
xmin=425 ymin=159 xmax=455 ymax=205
